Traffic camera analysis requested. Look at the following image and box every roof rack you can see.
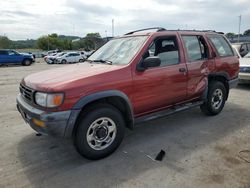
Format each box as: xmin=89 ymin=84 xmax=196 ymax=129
xmin=125 ymin=27 xmax=166 ymax=35
xmin=124 ymin=28 xmax=224 ymax=35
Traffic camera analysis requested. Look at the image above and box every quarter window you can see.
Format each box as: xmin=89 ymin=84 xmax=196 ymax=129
xmin=207 ymin=34 xmax=234 ymax=57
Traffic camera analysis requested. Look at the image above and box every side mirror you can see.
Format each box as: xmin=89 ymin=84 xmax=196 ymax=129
xmin=240 ymin=48 xmax=244 ymax=52
xmin=138 ymin=57 xmax=161 ymax=71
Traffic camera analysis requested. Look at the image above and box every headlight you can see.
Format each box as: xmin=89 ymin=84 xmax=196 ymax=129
xmin=35 ymin=92 xmax=64 ymax=108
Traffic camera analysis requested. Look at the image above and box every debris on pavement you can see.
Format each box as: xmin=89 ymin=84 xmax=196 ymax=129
xmin=155 ymin=150 xmax=166 ymax=161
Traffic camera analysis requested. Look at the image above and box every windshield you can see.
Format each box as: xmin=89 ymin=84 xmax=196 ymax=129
xmin=56 ymin=52 xmax=65 ymax=57
xmin=88 ymin=36 xmax=147 ymax=65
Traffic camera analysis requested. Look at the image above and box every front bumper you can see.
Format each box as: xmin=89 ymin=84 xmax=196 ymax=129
xmin=16 ymin=94 xmax=79 ymax=137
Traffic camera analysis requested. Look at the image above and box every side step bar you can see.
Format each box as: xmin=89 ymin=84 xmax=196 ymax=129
xmin=135 ymin=101 xmax=204 ymax=124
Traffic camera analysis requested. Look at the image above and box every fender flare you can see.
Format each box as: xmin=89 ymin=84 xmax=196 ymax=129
xmin=72 ymin=90 xmax=133 ymax=111
xmin=64 ymin=90 xmax=134 ymax=138
xmin=204 ymin=72 xmax=230 ymax=100
xmin=208 ymin=72 xmax=230 ymax=80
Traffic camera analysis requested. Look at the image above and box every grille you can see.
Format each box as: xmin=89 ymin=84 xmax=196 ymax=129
xmin=20 ymin=84 xmax=33 ymax=102
xmin=240 ymin=67 xmax=250 ymax=73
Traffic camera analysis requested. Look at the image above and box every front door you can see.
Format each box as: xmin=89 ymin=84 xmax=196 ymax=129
xmin=132 ymin=35 xmax=188 ymax=116
xmin=7 ymin=50 xmax=22 ymax=63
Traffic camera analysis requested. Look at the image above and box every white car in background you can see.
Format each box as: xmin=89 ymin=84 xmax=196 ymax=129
xmin=80 ymin=51 xmax=88 ymax=59
xmin=44 ymin=52 xmax=66 ymax=64
xmin=233 ymin=47 xmax=250 ymax=84
xmin=55 ymin=52 xmax=85 ymax=64
xmin=85 ymin=50 xmax=95 ymax=57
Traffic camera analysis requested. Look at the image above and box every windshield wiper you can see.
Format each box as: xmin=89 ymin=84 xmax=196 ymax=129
xmin=91 ymin=59 xmax=113 ymax=65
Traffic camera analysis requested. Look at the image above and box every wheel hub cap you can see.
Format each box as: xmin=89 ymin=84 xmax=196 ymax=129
xmin=86 ymin=117 xmax=117 ymax=151
xmin=211 ymin=89 xmax=223 ymax=110
xmin=95 ymin=127 xmax=108 ymax=140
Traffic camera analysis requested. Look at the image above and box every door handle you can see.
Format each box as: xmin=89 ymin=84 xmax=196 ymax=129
xmin=179 ymin=68 xmax=186 ymax=73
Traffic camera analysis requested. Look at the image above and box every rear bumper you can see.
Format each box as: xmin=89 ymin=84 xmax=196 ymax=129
xmin=239 ymin=73 xmax=250 ymax=83
xmin=16 ymin=94 xmax=80 ymax=137
xmin=228 ymin=77 xmax=239 ymax=89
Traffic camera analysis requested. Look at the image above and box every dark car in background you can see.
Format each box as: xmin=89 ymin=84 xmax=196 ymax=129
xmin=0 ymin=49 xmax=35 ymax=66
xmin=232 ymin=42 xmax=250 ymax=57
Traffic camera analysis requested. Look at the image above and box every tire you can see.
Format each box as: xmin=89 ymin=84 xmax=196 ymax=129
xmin=61 ymin=59 xmax=67 ymax=64
xmin=200 ymin=81 xmax=227 ymax=115
xmin=22 ymin=59 xmax=32 ymax=66
xmin=75 ymin=104 xmax=125 ymax=160
xmin=79 ymin=59 xmax=84 ymax=62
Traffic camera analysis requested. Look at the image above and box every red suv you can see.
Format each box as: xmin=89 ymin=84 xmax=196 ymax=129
xmin=17 ymin=27 xmax=239 ymax=159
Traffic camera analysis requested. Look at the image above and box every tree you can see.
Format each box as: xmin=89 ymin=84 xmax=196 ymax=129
xmin=85 ymin=33 xmax=104 ymax=50
xmin=36 ymin=36 xmax=49 ymax=50
xmin=36 ymin=34 xmax=73 ymax=50
xmin=243 ymin=29 xmax=250 ymax=36
xmin=225 ymin=32 xmax=236 ymax=38
xmin=0 ymin=36 xmax=11 ymax=48
xmin=86 ymin=33 xmax=101 ymax=38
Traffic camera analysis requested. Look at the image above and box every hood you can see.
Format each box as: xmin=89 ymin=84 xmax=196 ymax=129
xmin=22 ymin=62 xmax=124 ymax=91
xmin=240 ymin=58 xmax=250 ymax=67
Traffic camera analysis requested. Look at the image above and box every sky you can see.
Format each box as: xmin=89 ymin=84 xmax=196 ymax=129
xmin=0 ymin=0 xmax=250 ymax=40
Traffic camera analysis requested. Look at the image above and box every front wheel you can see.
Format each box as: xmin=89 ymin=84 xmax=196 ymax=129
xmin=200 ymin=81 xmax=227 ymax=115
xmin=75 ymin=104 xmax=125 ymax=160
xmin=61 ymin=59 xmax=67 ymax=64
xmin=22 ymin=59 xmax=32 ymax=66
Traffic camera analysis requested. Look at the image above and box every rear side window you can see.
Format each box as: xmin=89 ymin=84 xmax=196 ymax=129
xmin=182 ymin=36 xmax=202 ymax=61
xmin=207 ymin=34 xmax=234 ymax=57
xmin=0 ymin=50 xmax=8 ymax=55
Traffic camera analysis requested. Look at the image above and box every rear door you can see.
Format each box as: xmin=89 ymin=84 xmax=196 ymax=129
xmin=67 ymin=53 xmax=74 ymax=62
xmin=0 ymin=50 xmax=8 ymax=63
xmin=181 ymin=35 xmax=211 ymax=99
xmin=74 ymin=53 xmax=81 ymax=62
xmin=132 ymin=35 xmax=188 ymax=116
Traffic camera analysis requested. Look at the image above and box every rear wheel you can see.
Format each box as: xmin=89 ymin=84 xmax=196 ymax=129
xmin=22 ymin=59 xmax=32 ymax=66
xmin=75 ymin=104 xmax=125 ymax=160
xmin=200 ymin=81 xmax=227 ymax=115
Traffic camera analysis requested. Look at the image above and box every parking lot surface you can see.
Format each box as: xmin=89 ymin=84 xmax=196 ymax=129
xmin=0 ymin=61 xmax=250 ymax=188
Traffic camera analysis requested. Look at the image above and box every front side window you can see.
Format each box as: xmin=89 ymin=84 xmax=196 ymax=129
xmin=241 ymin=44 xmax=248 ymax=52
xmin=89 ymin=36 xmax=147 ymax=65
xmin=247 ymin=43 xmax=250 ymax=50
xmin=144 ymin=36 xmax=179 ymax=67
xmin=207 ymin=34 xmax=234 ymax=57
